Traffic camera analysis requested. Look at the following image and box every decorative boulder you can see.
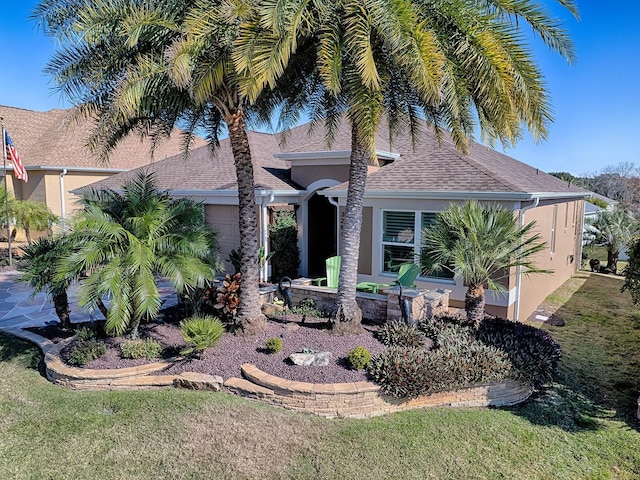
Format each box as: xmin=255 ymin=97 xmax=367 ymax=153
xmin=174 ymin=372 xmax=224 ymax=391
xmin=289 ymin=351 xmax=333 ymax=366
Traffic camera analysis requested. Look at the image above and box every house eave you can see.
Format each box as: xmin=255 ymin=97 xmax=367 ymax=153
xmin=274 ymin=150 xmax=400 ymax=164
xmin=25 ymin=165 xmax=129 ymax=174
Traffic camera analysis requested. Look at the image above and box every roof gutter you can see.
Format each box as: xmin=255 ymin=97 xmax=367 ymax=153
xmin=25 ymin=165 xmax=128 ymax=174
xmin=316 ymin=190 xmax=590 ymax=201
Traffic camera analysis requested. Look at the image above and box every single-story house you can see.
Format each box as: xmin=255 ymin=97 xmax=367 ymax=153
xmin=85 ymin=120 xmax=590 ymax=321
xmin=0 ymin=105 xmax=206 ymax=226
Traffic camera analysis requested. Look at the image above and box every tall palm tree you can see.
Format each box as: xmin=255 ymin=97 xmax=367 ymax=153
xmin=60 ymin=172 xmax=220 ymax=337
xmin=19 ymin=236 xmax=77 ymax=330
xmin=35 ymin=0 xmax=269 ymax=334
xmin=422 ymin=199 xmax=548 ymax=326
xmin=585 ymin=205 xmax=639 ymax=274
xmin=236 ymin=0 xmax=577 ymax=332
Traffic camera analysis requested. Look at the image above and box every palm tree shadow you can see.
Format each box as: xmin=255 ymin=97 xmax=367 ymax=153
xmin=0 ymin=332 xmax=43 ymax=372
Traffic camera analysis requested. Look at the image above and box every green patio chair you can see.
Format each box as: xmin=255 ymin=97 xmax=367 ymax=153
xmin=312 ymin=256 xmax=341 ymax=288
xmin=364 ymin=262 xmax=420 ymax=293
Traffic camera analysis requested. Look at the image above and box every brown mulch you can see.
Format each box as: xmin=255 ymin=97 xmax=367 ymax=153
xmin=28 ymin=311 xmax=386 ymax=384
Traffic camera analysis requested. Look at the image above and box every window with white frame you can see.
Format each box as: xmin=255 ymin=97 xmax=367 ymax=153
xmin=381 ymin=210 xmax=454 ymax=279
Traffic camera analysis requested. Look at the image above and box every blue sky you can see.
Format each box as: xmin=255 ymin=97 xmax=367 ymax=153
xmin=1 ymin=1 xmax=638 ymax=176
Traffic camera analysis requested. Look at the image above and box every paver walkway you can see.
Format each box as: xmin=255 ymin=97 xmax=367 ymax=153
xmin=0 ymin=269 xmax=178 ymax=329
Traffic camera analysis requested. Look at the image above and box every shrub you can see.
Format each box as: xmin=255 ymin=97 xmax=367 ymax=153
xmin=475 ymin=317 xmax=561 ymax=386
xmin=265 ymin=337 xmax=283 ymax=354
xmin=68 ymin=340 xmax=106 ymax=366
xmin=367 ymin=341 xmax=510 ymax=398
xmin=75 ymin=326 xmax=96 ymax=342
xmin=292 ymin=298 xmax=324 ymax=318
xmin=378 ymin=321 xmax=428 ymax=348
xmin=180 ymin=315 xmax=225 ymax=355
xmin=268 ymin=211 xmax=300 ymax=280
xmin=120 ymin=338 xmax=163 ymax=360
xmin=348 ymin=346 xmax=371 ymax=370
xmin=213 ymin=273 xmax=241 ymax=323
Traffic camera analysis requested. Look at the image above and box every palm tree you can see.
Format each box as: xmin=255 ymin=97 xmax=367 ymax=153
xmin=60 ymin=172 xmax=220 ymax=337
xmin=237 ymin=0 xmax=577 ymax=332
xmin=35 ymin=0 xmax=270 ymax=335
xmin=585 ymin=206 xmax=639 ymax=274
xmin=19 ymin=236 xmax=77 ymax=329
xmin=12 ymin=200 xmax=58 ymax=245
xmin=422 ymin=200 xmax=548 ymax=326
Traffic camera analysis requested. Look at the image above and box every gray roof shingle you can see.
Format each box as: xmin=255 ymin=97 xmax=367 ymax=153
xmin=0 ymin=105 xmax=207 ymax=170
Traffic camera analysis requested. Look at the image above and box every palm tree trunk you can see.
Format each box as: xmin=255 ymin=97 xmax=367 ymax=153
xmin=331 ymin=124 xmax=367 ymax=334
xmin=97 ymin=298 xmax=109 ymax=320
xmin=53 ymin=291 xmax=71 ymax=330
xmin=465 ymin=284 xmax=485 ymax=328
xmin=607 ymin=248 xmax=619 ymax=274
xmin=226 ymin=107 xmax=266 ymax=335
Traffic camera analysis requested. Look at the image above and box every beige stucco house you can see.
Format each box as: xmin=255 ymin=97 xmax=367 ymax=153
xmin=86 ymin=119 xmax=589 ymax=322
xmin=0 ymin=105 xmax=206 ymax=227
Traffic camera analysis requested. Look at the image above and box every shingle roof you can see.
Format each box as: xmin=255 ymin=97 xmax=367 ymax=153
xmin=84 ymin=118 xmax=589 ymax=198
xmin=327 ymin=122 xmax=588 ymax=196
xmin=85 ymin=131 xmax=301 ymax=192
xmin=0 ymin=105 xmax=206 ymax=170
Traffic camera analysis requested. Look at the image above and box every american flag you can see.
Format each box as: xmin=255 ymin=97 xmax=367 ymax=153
xmin=3 ymin=129 xmax=28 ymax=182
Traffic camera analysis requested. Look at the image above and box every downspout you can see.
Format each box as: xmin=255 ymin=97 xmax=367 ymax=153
xmin=514 ymin=197 xmax=539 ymax=321
xmin=59 ymin=168 xmax=68 ymax=232
xmin=328 ymin=197 xmax=340 ymax=254
xmin=261 ymin=191 xmax=274 ymax=282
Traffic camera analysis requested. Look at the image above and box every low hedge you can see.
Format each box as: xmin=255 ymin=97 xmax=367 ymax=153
xmin=368 ymin=315 xmax=561 ymax=398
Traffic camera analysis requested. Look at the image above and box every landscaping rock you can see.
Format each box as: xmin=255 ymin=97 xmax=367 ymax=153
xmin=545 ymin=314 xmax=565 ymax=327
xmin=289 ymin=351 xmax=332 ymax=366
xmin=174 ymin=372 xmax=223 ymax=391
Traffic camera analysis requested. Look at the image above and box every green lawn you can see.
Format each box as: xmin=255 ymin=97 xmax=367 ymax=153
xmin=1 ymin=272 xmax=639 ymax=479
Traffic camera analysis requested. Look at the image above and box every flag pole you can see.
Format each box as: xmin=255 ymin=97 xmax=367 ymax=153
xmin=0 ymin=119 xmax=12 ymax=267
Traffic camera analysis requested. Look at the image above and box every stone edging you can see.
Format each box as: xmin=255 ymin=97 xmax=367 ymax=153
xmin=223 ymin=363 xmax=533 ymax=418
xmin=1 ymin=326 xmax=533 ymax=416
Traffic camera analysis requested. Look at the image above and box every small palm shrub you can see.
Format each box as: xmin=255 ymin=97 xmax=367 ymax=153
xmin=120 ymin=339 xmax=163 ymax=360
xmin=378 ymin=321 xmax=428 ymax=348
xmin=348 ymin=346 xmax=371 ymax=370
xmin=180 ymin=315 xmax=225 ymax=355
xmin=68 ymin=339 xmax=107 ymax=366
xmin=265 ymin=337 xmax=283 ymax=354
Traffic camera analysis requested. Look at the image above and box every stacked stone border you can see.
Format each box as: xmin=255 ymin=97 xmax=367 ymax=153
xmin=1 ymin=326 xmax=533 ymax=418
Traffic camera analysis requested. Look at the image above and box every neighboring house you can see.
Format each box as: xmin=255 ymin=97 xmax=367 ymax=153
xmin=0 ymin=105 xmax=206 ymax=226
xmin=86 ymin=120 xmax=590 ymax=321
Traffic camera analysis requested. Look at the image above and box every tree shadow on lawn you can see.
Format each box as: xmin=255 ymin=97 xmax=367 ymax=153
xmin=507 ymin=273 xmax=640 ymax=432
xmin=0 ymin=332 xmax=43 ymax=373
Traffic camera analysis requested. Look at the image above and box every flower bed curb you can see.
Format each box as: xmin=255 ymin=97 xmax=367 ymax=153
xmin=223 ymin=363 xmax=533 ymax=418
xmin=1 ymin=326 xmax=533 ymax=417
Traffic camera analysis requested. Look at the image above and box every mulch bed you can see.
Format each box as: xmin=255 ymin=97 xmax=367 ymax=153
xmin=26 ymin=308 xmax=386 ymax=384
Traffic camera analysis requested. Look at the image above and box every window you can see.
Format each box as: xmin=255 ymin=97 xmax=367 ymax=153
xmin=381 ymin=210 xmax=454 ymax=279
xmin=550 ymin=205 xmax=558 ymax=253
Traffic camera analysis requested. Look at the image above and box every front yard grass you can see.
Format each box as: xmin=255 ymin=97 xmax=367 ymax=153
xmin=1 ymin=271 xmax=639 ymax=479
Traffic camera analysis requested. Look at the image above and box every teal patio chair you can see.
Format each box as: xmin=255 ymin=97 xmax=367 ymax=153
xmin=312 ymin=256 xmax=341 ymax=288
xmin=358 ymin=262 xmax=420 ymax=293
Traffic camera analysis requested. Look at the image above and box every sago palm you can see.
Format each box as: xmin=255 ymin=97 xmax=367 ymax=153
xmin=237 ymin=0 xmax=577 ymax=331
xmin=36 ymin=0 xmax=270 ymax=334
xmin=60 ymin=172 xmax=220 ymax=337
xmin=422 ymin=200 xmax=548 ymax=326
